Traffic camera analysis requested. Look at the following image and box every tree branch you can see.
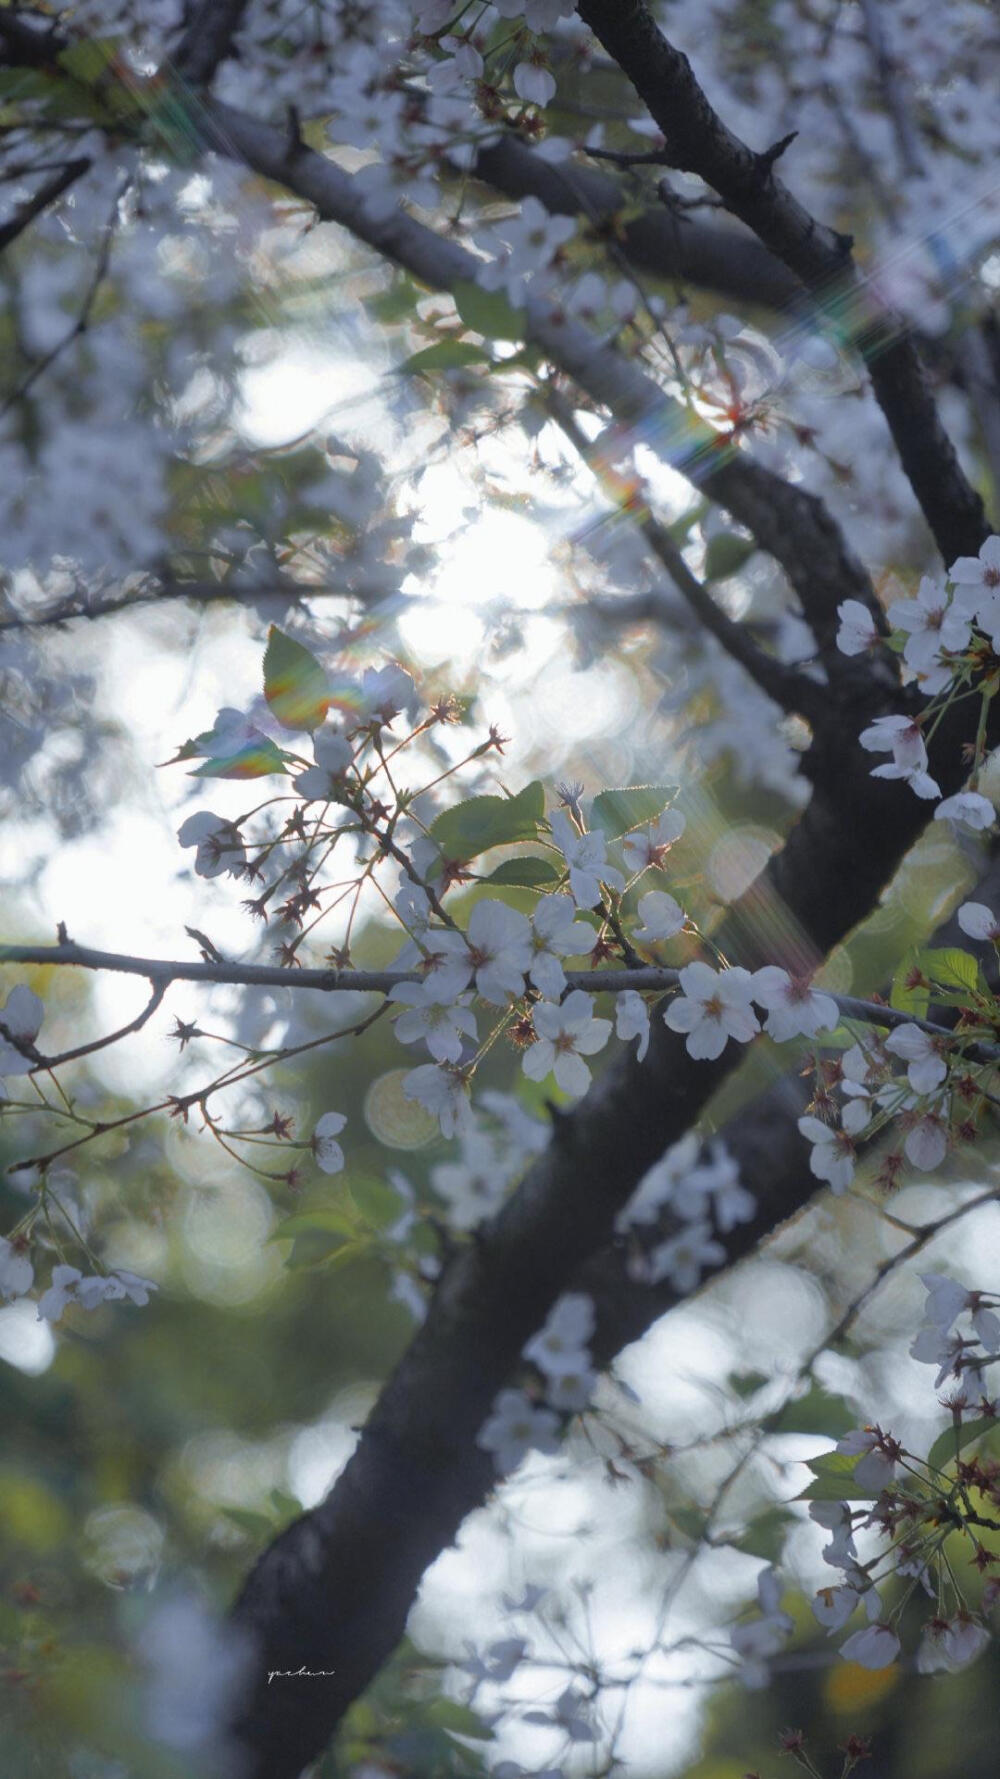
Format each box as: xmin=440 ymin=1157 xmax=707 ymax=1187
xmin=0 ymin=155 xmax=90 ymax=253
xmin=471 ymin=135 xmax=802 ymax=312
xmin=575 ymin=0 xmax=992 ymax=566
xmin=171 ymin=0 xmax=248 ymax=87
xmin=0 ymin=577 xmax=386 ymax=634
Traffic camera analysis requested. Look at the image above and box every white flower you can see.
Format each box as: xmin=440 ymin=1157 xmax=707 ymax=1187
xmin=404 ymin=1064 xmax=472 ymax=1138
xmin=836 ymin=599 xmax=880 ymax=655
xmin=948 ymin=535 xmax=1000 ymax=634
xmin=615 ymin=1133 xmax=701 ymax=1232
xmin=37 ymin=1264 xmax=83 ymax=1322
xmin=294 ymin=724 xmax=353 ymax=801
xmin=663 ymin=962 xmax=759 ymax=1060
xmin=683 ymin=1140 xmax=756 ymax=1231
xmin=389 ymin=982 xmax=477 ymax=1064
xmin=0 ymin=1237 xmax=33 ymax=1299
xmin=358 ymin=663 xmax=414 ymax=726
xmin=615 ymin=990 xmax=650 ymax=1061
xmin=459 ymin=1637 xmax=528 ymax=1688
xmin=513 ymin=61 xmax=555 ymax=106
xmin=751 ymin=966 xmax=839 ymax=1041
xmin=546 ymin=1367 xmax=596 ymax=1412
xmin=838 ymin=1427 xmax=897 ymax=1493
xmin=645 ymin=1219 xmax=725 ymax=1292
xmin=958 ymin=901 xmax=1000 ymax=941
xmin=549 ymin=808 xmax=625 ymax=909
xmin=312 ymin=1110 xmax=347 ymax=1174
xmin=814 ymin=1570 xmax=878 ymax=1632
xmin=798 ymin=1115 xmax=855 ymax=1194
xmin=0 ymin=985 xmax=44 ymax=1076
xmin=860 ymin=714 xmax=940 ymax=799
xmin=465 ymin=900 xmax=533 ymax=1004
xmin=523 ymin=1292 xmax=594 ymax=1376
xmin=177 ymin=811 xmax=248 ymax=880
xmin=884 ymin=1022 xmax=947 ymax=1093
xmin=528 ymin=894 xmax=594 ymax=998
xmin=917 ymin=1614 xmax=990 ymax=1674
xmin=475 ymin=196 xmax=576 ymax=307
xmin=809 ymin=1500 xmax=859 ymax=1570
xmin=632 ymin=889 xmax=686 ymax=944
xmin=839 ymin=1623 xmax=900 ymax=1669
xmin=621 ymin=809 xmax=685 ymax=874
xmin=477 ymin=1387 xmax=561 ymax=1474
xmin=419 ymin=929 xmax=476 ymax=1004
xmin=904 ymin=1105 xmax=948 ymax=1171
xmin=888 ymin=576 xmax=969 ymax=670
xmin=919 ymin=1272 xmax=1000 ymax=1349
xmin=522 ymin=990 xmax=612 ymax=1097
xmin=934 ymin=790 xmax=996 ymax=831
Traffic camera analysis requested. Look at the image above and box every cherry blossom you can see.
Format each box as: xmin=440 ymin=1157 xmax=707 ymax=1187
xmin=933 ymin=790 xmax=996 ymax=830
xmin=474 ymin=197 xmax=576 ymax=308
xmin=358 ymin=663 xmax=414 ymax=727
xmin=751 ymin=966 xmax=839 ymax=1042
xmin=916 ymin=1614 xmax=990 ymax=1673
xmin=948 ymin=535 xmax=1000 ymax=633
xmin=632 ymin=889 xmax=686 ymax=944
xmin=548 ymin=808 xmax=626 ymax=910
xmin=476 ymin=1387 xmax=561 ymax=1475
xmin=663 ymin=962 xmax=760 ymax=1060
xmin=0 ymin=1237 xmax=33 ymax=1300
xmin=903 ymin=1103 xmax=949 ymax=1171
xmin=528 ymin=894 xmax=595 ymax=998
xmin=311 ymin=1111 xmax=348 ymax=1174
xmin=513 ymin=61 xmax=556 ymax=107
xmin=837 ymin=1427 xmax=898 ymax=1493
xmin=389 ymin=983 xmax=477 ymax=1064
xmin=797 ymin=1115 xmax=855 ymax=1194
xmin=644 ymin=1220 xmax=726 ymax=1292
xmin=884 ymin=1023 xmax=948 ymax=1093
xmin=621 ymin=808 xmax=685 ymax=874
xmin=887 ymin=575 xmax=969 ymax=670
xmin=403 ymin=1063 xmax=473 ymax=1137
xmin=37 ymin=1265 xmax=157 ymax=1322
xmin=177 ymin=811 xmax=248 ymax=881
xmin=919 ymin=1272 xmax=1000 ymax=1348
xmin=522 ymin=991 xmax=612 ymax=1097
xmin=546 ymin=1367 xmax=596 ymax=1413
xmin=615 ymin=989 xmax=650 ymax=1062
xmin=957 ymin=901 xmax=1000 ymax=941
xmin=294 ymin=726 xmax=353 ymax=801
xmin=523 ymin=1292 xmax=595 ymax=1378
xmin=614 ymin=1133 xmax=701 ymax=1232
xmin=0 ymin=984 xmax=44 ymax=1076
xmin=809 ymin=1501 xmax=859 ymax=1571
xmin=836 ymin=598 xmax=880 ymax=655
xmin=839 ymin=1623 xmax=900 ymax=1669
xmin=465 ymin=900 xmax=534 ymax=1005
xmin=859 ymin=714 xmax=940 ymax=799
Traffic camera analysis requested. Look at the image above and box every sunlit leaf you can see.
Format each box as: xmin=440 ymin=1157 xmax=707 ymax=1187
xmin=590 ymin=785 xmax=679 ymax=840
xmin=453 ymin=278 xmax=525 ymax=342
xmin=429 ymin=779 xmax=545 ymax=862
xmin=481 ymin=856 xmax=561 ymax=889
xmin=263 ymin=625 xmax=331 ymax=732
xmin=398 ymin=340 xmax=491 ymax=375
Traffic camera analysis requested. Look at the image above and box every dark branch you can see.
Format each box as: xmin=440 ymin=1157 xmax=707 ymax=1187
xmin=0 ymin=155 xmax=90 ymax=253
xmin=172 ymin=0 xmax=249 ymax=86
xmin=575 ymin=0 xmax=992 ymax=564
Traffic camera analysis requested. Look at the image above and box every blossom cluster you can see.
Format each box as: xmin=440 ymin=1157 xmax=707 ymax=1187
xmin=840 ymin=536 xmax=1000 ymax=829
xmin=478 ymin=1290 xmax=597 ymax=1473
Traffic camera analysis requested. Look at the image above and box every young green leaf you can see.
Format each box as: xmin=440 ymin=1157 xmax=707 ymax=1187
xmin=263 ymin=625 xmax=331 ymax=733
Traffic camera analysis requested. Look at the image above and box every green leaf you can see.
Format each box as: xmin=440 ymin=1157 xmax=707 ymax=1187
xmin=481 ymin=856 xmax=561 ymax=889
xmin=424 ymin=1699 xmax=493 ymax=1740
xmin=703 ymin=533 xmax=756 ymax=581
xmin=220 ymin=1507 xmax=276 ymax=1539
xmin=271 ymin=1205 xmax=362 ymax=1242
xmin=770 ymin=1385 xmax=856 ymax=1439
xmin=398 ymin=340 xmax=491 ymax=375
xmin=590 ymin=784 xmax=679 ymax=841
xmin=453 ymin=278 xmax=525 ymax=342
xmin=890 ymin=949 xmax=930 ymax=1019
xmin=926 ymin=1415 xmax=999 ymax=1476
xmin=350 ymin=1174 xmax=410 ymax=1232
xmin=263 ymin=625 xmax=331 ymax=732
xmin=737 ymin=1506 xmax=793 ymax=1563
xmin=918 ymin=947 xmax=982 ymax=995
xmin=429 ymin=779 xmax=545 ymax=862
xmin=189 ymin=737 xmax=290 ymax=779
xmin=797 ymin=1450 xmax=879 ymax=1501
